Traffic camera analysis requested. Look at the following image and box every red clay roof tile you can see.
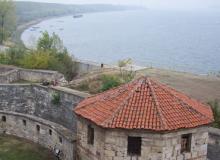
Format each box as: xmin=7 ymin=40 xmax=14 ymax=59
xmin=74 ymin=77 xmax=213 ymax=131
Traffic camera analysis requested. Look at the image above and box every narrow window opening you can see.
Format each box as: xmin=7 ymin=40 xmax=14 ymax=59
xmin=22 ymin=119 xmax=26 ymax=126
xmin=127 ymin=136 xmax=142 ymax=156
xmin=2 ymin=116 xmax=6 ymax=122
xmin=36 ymin=125 xmax=40 ymax=132
xmin=87 ymin=125 xmax=94 ymax=145
xmin=181 ymin=134 xmax=192 ymax=153
xmin=49 ymin=129 xmax=52 ymax=136
xmin=59 ymin=137 xmax=62 ymax=144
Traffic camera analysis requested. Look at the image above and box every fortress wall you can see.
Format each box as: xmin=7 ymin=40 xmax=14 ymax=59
xmin=0 ymin=111 xmax=76 ymax=160
xmin=76 ymin=61 xmax=101 ymax=75
xmin=0 ymin=65 xmax=64 ymax=83
xmin=19 ymin=69 xmax=64 ymax=82
xmin=0 ymin=69 xmax=20 ymax=83
xmin=0 ymin=84 xmax=89 ymax=131
xmin=208 ymin=127 xmax=220 ymax=160
xmin=209 ymin=127 xmax=220 ymax=145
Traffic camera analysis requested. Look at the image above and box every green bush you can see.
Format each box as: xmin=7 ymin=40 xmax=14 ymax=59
xmin=208 ymin=100 xmax=220 ymax=128
xmin=51 ymin=92 xmax=61 ymax=105
xmin=0 ymin=45 xmax=26 ymax=65
xmin=100 ymin=75 xmax=122 ymax=92
xmin=0 ymin=52 xmax=9 ymax=64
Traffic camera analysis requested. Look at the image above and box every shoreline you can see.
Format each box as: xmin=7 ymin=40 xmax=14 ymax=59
xmin=16 ymin=9 xmax=135 ymax=45
xmin=14 ymin=14 xmax=76 ymax=45
xmin=15 ymin=17 xmax=60 ymax=45
xmin=17 ymin=13 xmax=220 ymax=77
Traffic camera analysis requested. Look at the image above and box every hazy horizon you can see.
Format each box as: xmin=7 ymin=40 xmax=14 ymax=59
xmin=15 ymin=0 xmax=220 ymax=11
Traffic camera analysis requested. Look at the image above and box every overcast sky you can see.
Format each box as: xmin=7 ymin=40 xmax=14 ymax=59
xmin=15 ymin=0 xmax=220 ymax=11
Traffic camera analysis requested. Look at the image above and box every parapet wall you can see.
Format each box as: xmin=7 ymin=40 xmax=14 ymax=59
xmin=209 ymin=127 xmax=220 ymax=145
xmin=0 ymin=84 xmax=89 ymax=131
xmin=208 ymin=127 xmax=220 ymax=160
xmin=19 ymin=69 xmax=64 ymax=82
xmin=76 ymin=60 xmax=102 ymax=75
xmin=0 ymin=65 xmax=64 ymax=83
xmin=0 ymin=111 xmax=76 ymax=160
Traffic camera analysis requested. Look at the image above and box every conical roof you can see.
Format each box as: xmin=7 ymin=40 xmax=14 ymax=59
xmin=75 ymin=77 xmax=213 ymax=131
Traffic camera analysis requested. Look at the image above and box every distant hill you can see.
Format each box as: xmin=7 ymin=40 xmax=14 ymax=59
xmin=15 ymin=1 xmax=140 ymax=25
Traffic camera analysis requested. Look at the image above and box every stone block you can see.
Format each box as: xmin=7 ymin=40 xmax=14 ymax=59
xmin=105 ymin=150 xmax=115 ymax=157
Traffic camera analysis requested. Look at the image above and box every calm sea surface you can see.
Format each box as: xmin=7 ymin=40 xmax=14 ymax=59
xmin=22 ymin=10 xmax=220 ymax=74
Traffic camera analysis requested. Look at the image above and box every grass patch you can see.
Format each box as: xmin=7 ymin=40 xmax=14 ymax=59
xmin=70 ymin=73 xmax=134 ymax=94
xmin=0 ymin=135 xmax=56 ymax=160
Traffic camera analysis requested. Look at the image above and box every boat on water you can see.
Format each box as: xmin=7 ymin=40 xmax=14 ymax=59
xmin=73 ymin=14 xmax=83 ymax=18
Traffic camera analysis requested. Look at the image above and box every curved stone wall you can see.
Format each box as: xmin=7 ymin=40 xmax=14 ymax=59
xmin=0 ymin=84 xmax=89 ymax=131
xmin=208 ymin=127 xmax=220 ymax=160
xmin=0 ymin=84 xmax=89 ymax=160
xmin=0 ymin=111 xmax=75 ymax=160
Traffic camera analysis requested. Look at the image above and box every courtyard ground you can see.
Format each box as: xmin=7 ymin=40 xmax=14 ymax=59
xmin=0 ymin=135 xmax=56 ymax=160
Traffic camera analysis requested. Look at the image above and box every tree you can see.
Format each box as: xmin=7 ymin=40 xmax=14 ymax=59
xmin=0 ymin=0 xmax=16 ymax=44
xmin=208 ymin=100 xmax=220 ymax=128
xmin=5 ymin=45 xmax=26 ymax=65
xmin=37 ymin=31 xmax=53 ymax=51
xmin=118 ymin=58 xmax=135 ymax=82
xmin=36 ymin=31 xmax=78 ymax=81
xmin=37 ymin=31 xmax=66 ymax=53
xmin=21 ymin=50 xmax=51 ymax=69
xmin=118 ymin=58 xmax=132 ymax=76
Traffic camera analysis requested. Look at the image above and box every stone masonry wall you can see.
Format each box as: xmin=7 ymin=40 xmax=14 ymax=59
xmin=77 ymin=117 xmax=105 ymax=160
xmin=0 ymin=84 xmax=89 ymax=131
xmin=104 ymin=127 xmax=208 ymax=160
xmin=207 ymin=127 xmax=220 ymax=160
xmin=0 ymin=69 xmax=20 ymax=83
xmin=19 ymin=69 xmax=64 ymax=82
xmin=209 ymin=127 xmax=220 ymax=145
xmin=76 ymin=60 xmax=102 ymax=75
xmin=0 ymin=65 xmax=64 ymax=83
xmin=0 ymin=111 xmax=76 ymax=160
xmin=77 ymin=117 xmax=209 ymax=160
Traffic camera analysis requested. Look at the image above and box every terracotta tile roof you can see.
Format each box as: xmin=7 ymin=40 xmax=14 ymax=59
xmin=74 ymin=77 xmax=213 ymax=131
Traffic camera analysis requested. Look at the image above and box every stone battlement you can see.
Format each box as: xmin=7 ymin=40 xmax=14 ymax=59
xmin=0 ymin=111 xmax=76 ymax=160
xmin=0 ymin=84 xmax=89 ymax=131
xmin=0 ymin=65 xmax=64 ymax=83
xmin=0 ymin=83 xmax=89 ymax=160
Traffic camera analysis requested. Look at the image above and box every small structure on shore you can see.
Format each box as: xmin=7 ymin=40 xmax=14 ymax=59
xmin=75 ymin=77 xmax=213 ymax=160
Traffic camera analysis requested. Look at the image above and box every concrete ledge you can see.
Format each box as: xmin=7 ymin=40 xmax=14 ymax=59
xmin=52 ymin=86 xmax=90 ymax=98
